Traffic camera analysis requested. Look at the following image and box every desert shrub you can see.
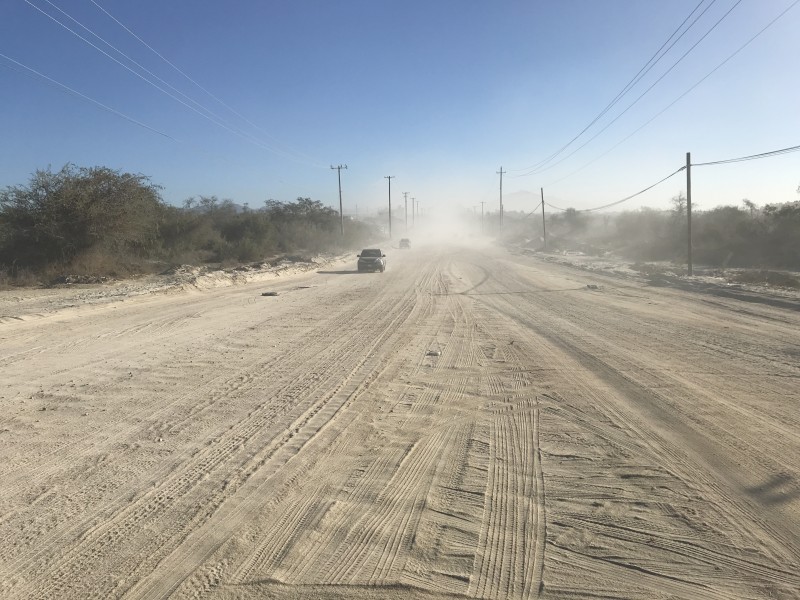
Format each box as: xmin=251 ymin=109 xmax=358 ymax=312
xmin=510 ymin=196 xmax=800 ymax=270
xmin=732 ymin=270 xmax=800 ymax=288
xmin=0 ymin=165 xmax=164 ymax=273
xmin=761 ymin=202 xmax=800 ymax=267
xmin=1 ymin=166 xmax=383 ymax=280
xmin=613 ymin=208 xmax=676 ymax=260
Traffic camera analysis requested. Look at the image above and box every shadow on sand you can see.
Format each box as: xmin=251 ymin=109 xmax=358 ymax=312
xmin=317 ymin=270 xmax=364 ymax=275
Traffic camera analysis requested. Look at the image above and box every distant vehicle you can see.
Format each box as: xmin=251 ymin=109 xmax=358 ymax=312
xmin=399 ymin=238 xmax=410 ymax=249
xmin=357 ymin=248 xmax=386 ymax=272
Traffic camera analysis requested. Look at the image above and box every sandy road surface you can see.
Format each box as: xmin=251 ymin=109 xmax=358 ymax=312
xmin=1 ymin=243 xmax=798 ymax=599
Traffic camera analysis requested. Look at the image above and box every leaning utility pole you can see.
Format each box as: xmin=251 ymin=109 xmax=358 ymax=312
xmin=496 ymin=166 xmax=506 ymax=231
xmin=403 ymin=192 xmax=409 ymax=231
xmin=331 ymin=164 xmax=347 ymax=236
xmin=686 ymin=152 xmax=693 ymax=276
xmin=540 ymin=187 xmax=547 ymax=251
xmin=384 ymin=175 xmax=395 ymax=239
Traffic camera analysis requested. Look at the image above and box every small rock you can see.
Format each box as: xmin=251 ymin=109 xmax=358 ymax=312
xmin=426 ymin=350 xmax=441 ymax=357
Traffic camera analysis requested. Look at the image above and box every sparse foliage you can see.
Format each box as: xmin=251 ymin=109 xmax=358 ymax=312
xmin=501 ymin=195 xmax=800 ymax=269
xmin=671 ymin=192 xmax=686 ymax=217
xmin=1 ymin=166 xmax=381 ymax=284
xmin=0 ymin=165 xmax=164 ymax=274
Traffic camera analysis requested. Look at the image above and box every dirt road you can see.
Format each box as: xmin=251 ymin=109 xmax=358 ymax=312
xmin=1 ymin=243 xmax=798 ymax=599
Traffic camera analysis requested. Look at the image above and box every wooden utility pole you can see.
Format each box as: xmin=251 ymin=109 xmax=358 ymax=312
xmin=384 ymin=175 xmax=394 ymax=239
xmin=412 ymin=197 xmax=416 ymax=227
xmin=403 ymin=192 xmax=409 ymax=231
xmin=480 ymin=201 xmax=485 ymax=233
xmin=686 ymin=152 xmax=693 ymax=276
xmin=496 ymin=167 xmax=506 ymax=231
xmin=541 ymin=187 xmax=547 ymax=251
xmin=331 ymin=164 xmax=347 ymax=236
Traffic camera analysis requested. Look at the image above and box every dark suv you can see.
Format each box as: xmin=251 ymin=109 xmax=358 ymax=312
xmin=357 ymin=249 xmax=386 ymax=272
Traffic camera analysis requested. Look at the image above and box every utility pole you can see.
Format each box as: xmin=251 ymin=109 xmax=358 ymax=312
xmin=331 ymin=164 xmax=347 ymax=236
xmin=412 ymin=197 xmax=416 ymax=227
xmin=496 ymin=166 xmax=506 ymax=231
xmin=403 ymin=192 xmax=409 ymax=231
xmin=384 ymin=175 xmax=394 ymax=239
xmin=480 ymin=201 xmax=485 ymax=233
xmin=540 ymin=187 xmax=547 ymax=251
xmin=686 ymin=152 xmax=693 ymax=276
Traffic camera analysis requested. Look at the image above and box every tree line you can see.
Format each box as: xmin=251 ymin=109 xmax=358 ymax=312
xmin=503 ymin=192 xmax=800 ymax=271
xmin=0 ymin=165 xmax=379 ymax=284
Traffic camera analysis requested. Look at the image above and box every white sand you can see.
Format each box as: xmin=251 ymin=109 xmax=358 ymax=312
xmin=1 ymin=244 xmax=798 ymax=599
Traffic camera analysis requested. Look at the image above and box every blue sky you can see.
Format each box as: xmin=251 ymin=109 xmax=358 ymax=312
xmin=1 ymin=0 xmax=798 ymax=217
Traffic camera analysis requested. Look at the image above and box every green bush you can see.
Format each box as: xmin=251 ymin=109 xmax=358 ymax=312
xmin=0 ymin=165 xmax=164 ymax=272
xmin=0 ymin=165 xmax=384 ymax=283
xmin=503 ymin=196 xmax=800 ymax=270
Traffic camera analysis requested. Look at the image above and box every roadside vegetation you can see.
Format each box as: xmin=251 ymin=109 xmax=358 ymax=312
xmin=3 ymin=165 xmax=798 ymax=287
xmin=0 ymin=165 xmax=380 ymax=286
xmin=503 ymin=193 xmax=800 ymax=280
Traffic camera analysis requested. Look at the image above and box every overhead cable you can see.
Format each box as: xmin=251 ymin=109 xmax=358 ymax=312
xmin=511 ymin=0 xmax=716 ymax=174
xmin=541 ymin=140 xmax=797 ymax=214
xmin=583 ymin=166 xmax=686 ymax=212
xmin=692 ymin=144 xmax=800 ymax=166
xmin=514 ymin=0 xmax=743 ymax=178
xmin=545 ymin=166 xmax=686 ymax=213
xmin=0 ymin=52 xmax=243 ymax=167
xmin=39 ymin=0 xmax=219 ymax=121
xmin=23 ymin=1 xmax=259 ymax=143
xmin=538 ymin=0 xmax=800 ymax=189
xmin=0 ymin=52 xmax=176 ymax=141
xmin=25 ymin=0 xmax=321 ymax=166
xmin=88 ymin=0 xmax=327 ymax=169
xmin=543 ymin=140 xmax=799 ymax=213
xmin=544 ymin=201 xmax=567 ymax=212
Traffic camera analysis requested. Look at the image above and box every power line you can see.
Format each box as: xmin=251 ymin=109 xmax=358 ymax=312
xmin=24 ymin=0 xmax=320 ymax=166
xmin=512 ymin=0 xmax=717 ymax=174
xmin=538 ymin=0 xmax=800 ymax=190
xmin=583 ymin=167 xmax=687 ymax=212
xmin=0 ymin=51 xmax=243 ymax=168
xmin=23 ymin=1 xmax=260 ymax=145
xmin=0 ymin=52 xmax=176 ymax=142
xmin=545 ymin=166 xmax=686 ymax=213
xmin=514 ymin=0 xmax=743 ymax=178
xmin=544 ymin=202 xmax=568 ymax=212
xmin=692 ymin=143 xmax=800 ymax=166
xmin=87 ymin=0 xmax=327 ymax=169
xmin=541 ymin=139 xmax=798 ymax=214
xmin=39 ymin=0 xmax=219 ymax=120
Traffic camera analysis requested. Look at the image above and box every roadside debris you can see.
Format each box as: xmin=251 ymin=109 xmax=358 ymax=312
xmin=261 ymin=292 xmax=279 ymax=297
xmin=426 ymin=350 xmax=441 ymax=357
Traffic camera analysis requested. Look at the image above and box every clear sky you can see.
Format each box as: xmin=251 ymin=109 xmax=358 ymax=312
xmin=1 ymin=0 xmax=798 ymax=217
